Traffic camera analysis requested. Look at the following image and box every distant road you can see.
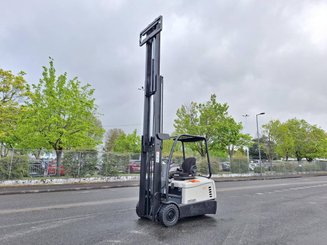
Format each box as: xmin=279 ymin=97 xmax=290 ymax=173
xmin=1 ymin=176 xmax=327 ymax=245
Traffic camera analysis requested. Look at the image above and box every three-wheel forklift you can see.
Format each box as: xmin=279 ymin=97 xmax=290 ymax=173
xmin=137 ymin=16 xmax=217 ymax=227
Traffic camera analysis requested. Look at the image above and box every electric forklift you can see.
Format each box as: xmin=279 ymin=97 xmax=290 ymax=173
xmin=137 ymin=16 xmax=217 ymax=227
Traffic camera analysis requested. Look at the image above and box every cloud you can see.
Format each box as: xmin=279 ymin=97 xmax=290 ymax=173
xmin=1 ymin=0 xmax=327 ymax=137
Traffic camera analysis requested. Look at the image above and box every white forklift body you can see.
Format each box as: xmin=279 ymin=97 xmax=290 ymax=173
xmin=171 ymin=177 xmax=216 ymax=205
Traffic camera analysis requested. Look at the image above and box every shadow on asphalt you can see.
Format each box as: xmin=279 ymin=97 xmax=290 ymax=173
xmin=136 ymin=214 xmax=217 ymax=228
xmin=133 ymin=215 xmax=218 ymax=243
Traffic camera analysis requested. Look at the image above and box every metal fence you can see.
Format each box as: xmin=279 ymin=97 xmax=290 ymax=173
xmin=0 ymin=149 xmax=142 ymax=180
xmin=0 ymin=148 xmax=326 ymax=180
xmin=209 ymin=159 xmax=327 ymax=175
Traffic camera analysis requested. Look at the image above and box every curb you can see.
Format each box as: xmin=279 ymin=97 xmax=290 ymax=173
xmin=0 ymin=181 xmax=139 ymax=195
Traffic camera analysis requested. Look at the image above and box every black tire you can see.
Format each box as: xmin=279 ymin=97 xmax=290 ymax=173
xmin=136 ymin=202 xmax=142 ymax=218
xmin=158 ymin=204 xmax=179 ymax=227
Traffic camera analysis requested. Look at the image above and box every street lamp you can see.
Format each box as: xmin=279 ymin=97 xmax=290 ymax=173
xmin=242 ymin=114 xmax=250 ymax=163
xmin=256 ymin=112 xmax=265 ymax=176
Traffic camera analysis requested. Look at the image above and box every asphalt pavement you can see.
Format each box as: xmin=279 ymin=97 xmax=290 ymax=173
xmin=1 ymin=176 xmax=327 ymax=244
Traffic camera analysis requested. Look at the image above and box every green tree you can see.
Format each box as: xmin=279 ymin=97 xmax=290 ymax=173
xmin=174 ymin=94 xmax=243 ymax=157
xmin=18 ymin=58 xmax=105 ymax=175
xmin=111 ymin=129 xmax=141 ymax=153
xmin=249 ymin=137 xmax=268 ymax=160
xmin=228 ymin=133 xmax=252 ymax=161
xmin=97 ymin=116 xmax=141 ymax=175
xmin=286 ymin=119 xmax=308 ymax=161
xmin=262 ymin=120 xmax=279 ymax=161
xmin=287 ymin=120 xmax=327 ymax=161
xmin=304 ymin=125 xmax=327 ymax=161
xmin=104 ymin=128 xmax=124 ymax=152
xmin=0 ymin=69 xmax=29 ymax=155
xmin=264 ymin=118 xmax=327 ymax=161
xmin=263 ymin=120 xmax=294 ymax=160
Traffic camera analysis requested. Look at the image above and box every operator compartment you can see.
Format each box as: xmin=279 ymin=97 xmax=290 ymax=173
xmin=171 ymin=176 xmax=216 ymax=205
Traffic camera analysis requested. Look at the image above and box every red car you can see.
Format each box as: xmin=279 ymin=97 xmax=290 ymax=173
xmin=47 ymin=160 xmax=65 ymax=176
xmin=127 ymin=160 xmax=141 ymax=173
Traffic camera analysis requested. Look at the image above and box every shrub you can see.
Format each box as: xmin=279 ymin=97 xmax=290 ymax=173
xmin=63 ymin=151 xmax=98 ymax=177
xmin=101 ymin=152 xmax=128 ymax=176
xmin=254 ymin=166 xmax=264 ymax=174
xmin=318 ymin=161 xmax=327 ymax=171
xmin=230 ymin=161 xmax=249 ymax=173
xmin=272 ymin=162 xmax=296 ymax=173
xmin=302 ymin=163 xmax=321 ymax=172
xmin=295 ymin=165 xmax=303 ymax=172
xmin=209 ymin=159 xmax=220 ymax=174
xmin=196 ymin=157 xmax=219 ymax=175
xmin=0 ymin=155 xmax=29 ymax=180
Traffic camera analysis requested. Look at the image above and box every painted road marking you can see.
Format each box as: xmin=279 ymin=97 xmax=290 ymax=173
xmin=0 ymin=197 xmax=137 ymax=215
xmin=217 ymin=180 xmax=327 ymax=192
xmin=255 ymin=183 xmax=327 ymax=195
xmin=0 ymin=215 xmax=91 ymax=242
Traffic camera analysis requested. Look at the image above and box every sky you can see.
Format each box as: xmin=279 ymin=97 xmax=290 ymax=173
xmin=1 ymin=0 xmax=327 ymax=137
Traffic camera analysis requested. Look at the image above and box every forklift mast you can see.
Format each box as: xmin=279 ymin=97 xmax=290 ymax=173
xmin=138 ymin=16 xmax=164 ymax=220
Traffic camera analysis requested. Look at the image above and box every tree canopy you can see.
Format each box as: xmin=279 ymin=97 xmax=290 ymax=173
xmin=17 ymin=59 xmax=104 ymax=170
xmin=174 ymin=94 xmax=246 ymax=157
xmin=104 ymin=128 xmax=124 ymax=152
xmin=0 ymin=68 xmax=29 ymax=153
xmin=262 ymin=118 xmax=327 ymax=161
xmin=104 ymin=129 xmax=141 ymax=153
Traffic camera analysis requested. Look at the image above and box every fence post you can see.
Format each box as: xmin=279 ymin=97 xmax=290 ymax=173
xmin=78 ymin=151 xmax=81 ymax=177
xmin=8 ymin=148 xmax=14 ymax=179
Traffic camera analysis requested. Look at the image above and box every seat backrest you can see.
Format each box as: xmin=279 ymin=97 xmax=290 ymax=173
xmin=181 ymin=157 xmax=197 ymax=176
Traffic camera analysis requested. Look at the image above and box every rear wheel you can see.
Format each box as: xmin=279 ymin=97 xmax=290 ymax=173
xmin=158 ymin=204 xmax=179 ymax=227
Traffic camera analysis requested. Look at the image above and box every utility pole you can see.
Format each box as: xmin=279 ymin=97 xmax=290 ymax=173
xmin=242 ymin=114 xmax=250 ymax=164
xmin=256 ymin=112 xmax=265 ymax=176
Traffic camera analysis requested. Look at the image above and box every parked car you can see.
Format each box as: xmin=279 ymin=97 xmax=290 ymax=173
xmin=126 ymin=160 xmax=141 ymax=173
xmin=249 ymin=162 xmax=256 ymax=171
xmin=221 ymin=162 xmax=231 ymax=171
xmin=47 ymin=160 xmax=65 ymax=176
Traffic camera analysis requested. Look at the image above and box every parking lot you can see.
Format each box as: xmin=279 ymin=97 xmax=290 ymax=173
xmin=1 ymin=176 xmax=327 ymax=244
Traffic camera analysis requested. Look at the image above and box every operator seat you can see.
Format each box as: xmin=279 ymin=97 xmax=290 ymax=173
xmin=173 ymin=157 xmax=197 ymax=180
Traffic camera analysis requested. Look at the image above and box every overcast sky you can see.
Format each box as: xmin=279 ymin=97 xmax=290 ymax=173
xmin=1 ymin=0 xmax=327 ymax=137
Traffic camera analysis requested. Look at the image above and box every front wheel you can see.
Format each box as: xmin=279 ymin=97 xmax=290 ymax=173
xmin=158 ymin=204 xmax=179 ymax=227
xmin=136 ymin=202 xmax=142 ymax=218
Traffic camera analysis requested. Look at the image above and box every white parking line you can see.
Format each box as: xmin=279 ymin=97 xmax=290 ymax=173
xmin=218 ymin=180 xmax=327 ymax=192
xmin=255 ymin=183 xmax=327 ymax=195
xmin=0 ymin=197 xmax=137 ymax=215
xmin=0 ymin=215 xmax=91 ymax=242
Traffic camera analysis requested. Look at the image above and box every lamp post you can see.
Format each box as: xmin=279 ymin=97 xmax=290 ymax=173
xmin=242 ymin=114 xmax=250 ymax=164
xmin=256 ymin=112 xmax=265 ymax=176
